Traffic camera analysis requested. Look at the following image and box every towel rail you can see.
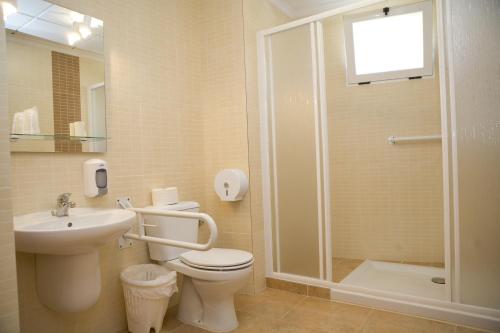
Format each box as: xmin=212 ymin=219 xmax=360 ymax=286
xmin=387 ymin=135 xmax=442 ymax=144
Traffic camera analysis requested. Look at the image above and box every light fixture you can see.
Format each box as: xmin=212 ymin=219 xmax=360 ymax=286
xmin=90 ymin=17 xmax=103 ymax=29
xmin=78 ymin=22 xmax=91 ymax=39
xmin=69 ymin=10 xmax=84 ymax=23
xmin=67 ymin=31 xmax=80 ymax=46
xmin=67 ymin=23 xmax=81 ymax=46
xmin=1 ymin=0 xmax=17 ymax=21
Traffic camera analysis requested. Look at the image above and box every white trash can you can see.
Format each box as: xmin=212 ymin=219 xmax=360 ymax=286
xmin=121 ymin=264 xmax=178 ymax=333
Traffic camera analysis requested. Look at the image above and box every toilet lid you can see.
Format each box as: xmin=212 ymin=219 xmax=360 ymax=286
xmin=180 ymin=248 xmax=254 ymax=269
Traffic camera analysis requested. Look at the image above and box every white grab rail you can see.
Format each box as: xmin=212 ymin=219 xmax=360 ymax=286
xmin=387 ymin=134 xmax=442 ymax=144
xmin=123 ymin=207 xmax=218 ymax=251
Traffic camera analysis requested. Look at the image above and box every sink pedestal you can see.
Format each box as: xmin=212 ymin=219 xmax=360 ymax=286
xmin=36 ymin=250 xmax=101 ymax=312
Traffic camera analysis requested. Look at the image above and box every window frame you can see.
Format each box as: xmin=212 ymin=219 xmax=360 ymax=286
xmin=343 ymin=0 xmax=434 ymax=84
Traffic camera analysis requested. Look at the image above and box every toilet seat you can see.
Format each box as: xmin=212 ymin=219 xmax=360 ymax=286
xmin=180 ymin=248 xmax=253 ymax=271
xmin=181 ymin=259 xmax=254 ymax=271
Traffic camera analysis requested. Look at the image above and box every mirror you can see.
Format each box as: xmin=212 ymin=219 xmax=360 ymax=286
xmin=5 ymin=0 xmax=106 ymax=153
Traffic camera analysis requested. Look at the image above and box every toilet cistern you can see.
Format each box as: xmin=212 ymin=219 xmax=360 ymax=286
xmin=51 ymin=192 xmax=76 ymax=217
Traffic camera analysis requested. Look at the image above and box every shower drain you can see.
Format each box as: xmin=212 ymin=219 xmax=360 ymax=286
xmin=431 ymin=277 xmax=445 ymax=284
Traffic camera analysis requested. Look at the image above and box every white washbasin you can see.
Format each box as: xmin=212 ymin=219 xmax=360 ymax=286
xmin=13 ymin=207 xmax=136 ymax=313
xmin=14 ymin=208 xmax=135 ymax=255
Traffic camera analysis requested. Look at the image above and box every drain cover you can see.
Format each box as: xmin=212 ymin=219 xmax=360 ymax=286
xmin=431 ymin=277 xmax=445 ymax=284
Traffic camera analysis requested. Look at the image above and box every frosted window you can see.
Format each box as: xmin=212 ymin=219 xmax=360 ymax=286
xmin=353 ymin=12 xmax=424 ymax=75
xmin=344 ymin=1 xmax=433 ymax=84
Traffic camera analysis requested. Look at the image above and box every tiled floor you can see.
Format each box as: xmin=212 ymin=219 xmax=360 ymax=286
xmin=161 ymin=288 xmax=488 ymax=333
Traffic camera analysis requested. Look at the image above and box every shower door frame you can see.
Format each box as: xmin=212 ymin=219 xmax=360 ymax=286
xmin=263 ymin=20 xmax=332 ymax=281
xmin=257 ymin=0 xmax=499 ymax=330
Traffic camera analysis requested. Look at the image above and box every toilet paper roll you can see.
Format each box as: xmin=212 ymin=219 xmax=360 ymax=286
xmin=152 ymin=187 xmax=179 ymax=206
xmin=214 ymin=169 xmax=248 ymax=201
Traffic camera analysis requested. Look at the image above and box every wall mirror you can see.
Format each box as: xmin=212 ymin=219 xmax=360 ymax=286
xmin=5 ymin=0 xmax=106 ymax=153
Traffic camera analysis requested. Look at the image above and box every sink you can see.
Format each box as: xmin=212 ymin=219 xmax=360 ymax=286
xmin=15 ymin=208 xmax=135 ymax=255
xmin=14 ymin=208 xmax=136 ymax=313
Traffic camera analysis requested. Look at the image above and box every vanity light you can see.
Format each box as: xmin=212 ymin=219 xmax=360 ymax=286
xmin=78 ymin=23 xmax=91 ymax=39
xmin=69 ymin=10 xmax=84 ymax=23
xmin=78 ymin=15 xmax=92 ymax=39
xmin=1 ymin=0 xmax=17 ymax=21
xmin=67 ymin=31 xmax=81 ymax=46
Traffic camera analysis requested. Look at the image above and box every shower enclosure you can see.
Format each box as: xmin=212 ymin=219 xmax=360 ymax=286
xmin=257 ymin=0 xmax=500 ymax=331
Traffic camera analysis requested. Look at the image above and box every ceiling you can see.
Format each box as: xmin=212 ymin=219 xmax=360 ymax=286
xmin=5 ymin=0 xmax=103 ymax=54
xmin=269 ymin=0 xmax=365 ymax=18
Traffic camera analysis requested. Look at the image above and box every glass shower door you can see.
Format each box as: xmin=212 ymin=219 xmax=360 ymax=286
xmin=265 ymin=23 xmax=328 ymax=279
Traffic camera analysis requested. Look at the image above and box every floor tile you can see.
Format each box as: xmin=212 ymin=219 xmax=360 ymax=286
xmin=239 ymin=288 xmax=306 ymax=320
xmin=162 ymin=288 xmax=488 ymax=333
xmin=359 ymin=310 xmax=455 ymax=333
xmin=456 ymin=326 xmax=491 ymax=333
xmin=283 ymin=297 xmax=371 ymax=333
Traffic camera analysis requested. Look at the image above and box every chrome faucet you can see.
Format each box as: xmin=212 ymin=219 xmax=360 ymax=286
xmin=51 ymin=193 xmax=76 ymax=217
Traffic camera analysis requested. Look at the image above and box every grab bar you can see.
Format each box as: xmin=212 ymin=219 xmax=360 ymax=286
xmin=387 ymin=134 xmax=441 ymax=144
xmin=123 ymin=207 xmax=218 ymax=251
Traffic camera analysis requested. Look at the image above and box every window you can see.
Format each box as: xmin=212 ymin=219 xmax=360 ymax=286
xmin=344 ymin=1 xmax=433 ymax=84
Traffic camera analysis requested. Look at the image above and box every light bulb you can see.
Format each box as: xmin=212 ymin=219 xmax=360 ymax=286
xmin=78 ymin=23 xmax=91 ymax=39
xmin=2 ymin=1 xmax=17 ymax=21
xmin=90 ymin=17 xmax=103 ymax=29
xmin=69 ymin=11 xmax=84 ymax=23
xmin=67 ymin=31 xmax=81 ymax=46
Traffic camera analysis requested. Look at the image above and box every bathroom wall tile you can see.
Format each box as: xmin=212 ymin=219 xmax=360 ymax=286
xmin=3 ymin=0 xmax=290 ymax=331
xmin=242 ymin=0 xmax=289 ymax=295
xmin=6 ymin=0 xmax=205 ymax=332
xmin=0 ymin=13 xmax=20 ymax=333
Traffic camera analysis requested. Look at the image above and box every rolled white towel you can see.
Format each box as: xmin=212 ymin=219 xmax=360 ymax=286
xmin=11 ymin=112 xmax=26 ymax=134
xmin=22 ymin=106 xmax=41 ymax=134
xmin=73 ymin=121 xmax=87 ymax=137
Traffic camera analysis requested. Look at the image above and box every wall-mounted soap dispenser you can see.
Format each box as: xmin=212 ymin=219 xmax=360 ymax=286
xmin=83 ymin=159 xmax=108 ymax=197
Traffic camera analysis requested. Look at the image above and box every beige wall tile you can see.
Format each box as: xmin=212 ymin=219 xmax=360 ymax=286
xmin=0 ymin=0 xmax=295 ymax=331
xmin=2 ymin=0 xmax=289 ymax=331
xmin=325 ymin=1 xmax=444 ymax=264
xmin=7 ymin=0 xmax=205 ymax=332
xmin=0 ymin=12 xmax=20 ymax=333
xmin=242 ymin=0 xmax=289 ymax=295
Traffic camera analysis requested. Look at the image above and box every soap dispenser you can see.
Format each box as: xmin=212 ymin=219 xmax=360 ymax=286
xmin=83 ymin=159 xmax=108 ymax=197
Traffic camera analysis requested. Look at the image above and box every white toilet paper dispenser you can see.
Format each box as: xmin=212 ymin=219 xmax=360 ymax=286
xmin=214 ymin=169 xmax=248 ymax=201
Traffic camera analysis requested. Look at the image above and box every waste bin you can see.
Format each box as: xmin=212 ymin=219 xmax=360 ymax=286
xmin=121 ymin=264 xmax=177 ymax=333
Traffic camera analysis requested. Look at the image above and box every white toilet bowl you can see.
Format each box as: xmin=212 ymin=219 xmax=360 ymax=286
xmin=162 ymin=248 xmax=253 ymax=333
xmin=143 ymin=201 xmax=253 ymax=332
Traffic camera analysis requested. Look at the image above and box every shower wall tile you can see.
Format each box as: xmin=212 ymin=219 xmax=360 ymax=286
xmin=324 ymin=1 xmax=444 ymax=264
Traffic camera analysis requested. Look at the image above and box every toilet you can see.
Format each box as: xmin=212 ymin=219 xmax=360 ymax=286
xmin=144 ymin=201 xmax=253 ymax=333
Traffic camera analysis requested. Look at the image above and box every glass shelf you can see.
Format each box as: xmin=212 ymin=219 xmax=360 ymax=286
xmin=10 ymin=133 xmax=107 ymax=142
